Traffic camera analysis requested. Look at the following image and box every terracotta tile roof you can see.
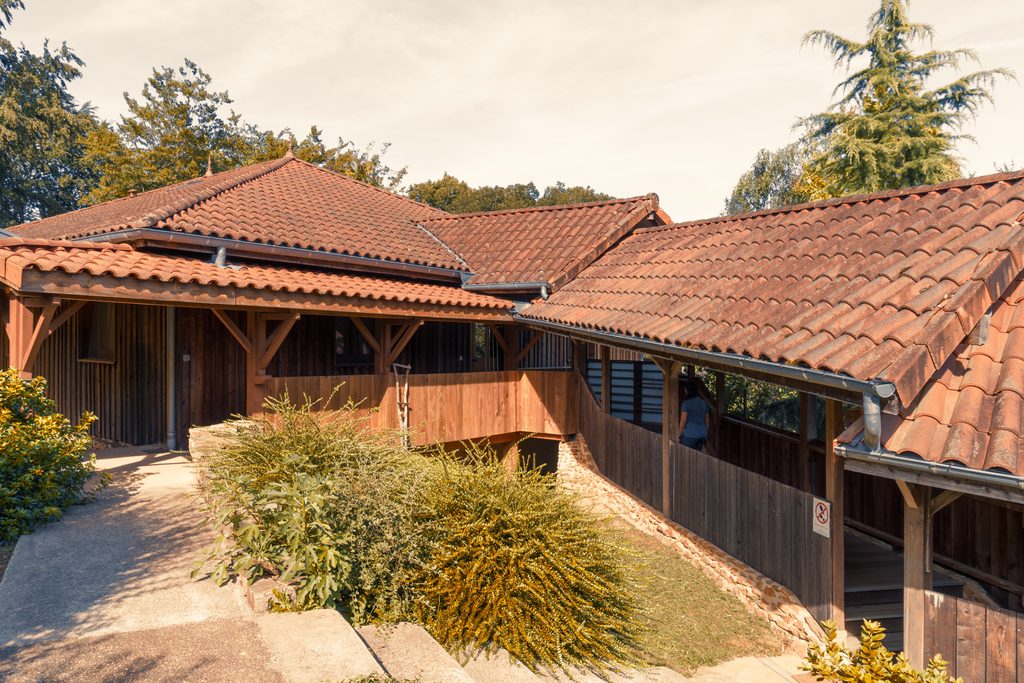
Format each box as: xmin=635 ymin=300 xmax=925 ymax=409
xmin=521 ymin=170 xmax=1024 ymax=406
xmin=420 ymin=195 xmax=662 ymax=289
xmin=0 ymin=239 xmax=510 ymax=314
xmin=841 ymin=273 xmax=1024 ymax=476
xmin=9 ymin=156 xmax=463 ymax=272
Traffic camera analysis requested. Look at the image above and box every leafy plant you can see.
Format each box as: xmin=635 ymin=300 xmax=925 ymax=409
xmin=196 ymin=394 xmax=645 ymax=676
xmin=803 ymin=620 xmax=960 ymax=683
xmin=194 ymin=393 xmax=433 ymax=623
xmin=0 ymin=368 xmax=97 ymax=541
xmin=416 ymin=443 xmax=645 ymax=675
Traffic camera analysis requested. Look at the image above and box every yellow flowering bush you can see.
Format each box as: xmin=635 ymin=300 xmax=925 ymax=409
xmin=0 ymin=368 xmax=97 ymax=542
xmin=803 ymin=620 xmax=960 ymax=683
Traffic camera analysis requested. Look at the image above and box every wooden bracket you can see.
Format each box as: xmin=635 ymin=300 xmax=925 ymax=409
xmin=351 ymin=317 xmax=381 ymax=355
xmin=259 ymin=313 xmax=300 ymax=369
xmin=6 ymin=296 xmax=79 ymax=376
xmin=511 ymin=331 xmax=543 ymax=366
xmin=212 ymin=309 xmax=254 ymax=354
xmin=897 ymin=480 xmax=925 ymax=509
xmin=931 ymin=489 xmax=963 ymax=514
xmin=386 ymin=321 xmax=423 ymax=366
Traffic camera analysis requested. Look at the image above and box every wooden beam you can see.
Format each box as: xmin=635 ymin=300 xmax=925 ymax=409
xmin=902 ymin=482 xmax=932 ymax=669
xmin=211 ymin=309 xmax=253 ymax=354
xmin=386 ymin=320 xmax=422 ymax=366
xmin=258 ymin=312 xmax=300 ymax=369
xmin=6 ymin=297 xmax=34 ymax=377
xmin=48 ymin=300 xmax=86 ymax=335
xmin=714 ymin=371 xmax=725 ymax=454
xmin=488 ymin=324 xmax=510 ymax=355
xmin=374 ymin=320 xmax=393 ymax=374
xmin=825 ymin=399 xmax=845 ymax=630
xmin=350 ymin=317 xmax=381 ymax=355
xmin=511 ymin=330 xmax=543 ymax=366
xmin=932 ymin=489 xmax=963 ymax=514
xmin=798 ymin=392 xmax=811 ymax=493
xmin=20 ymin=299 xmax=58 ymax=374
xmin=245 ymin=312 xmax=268 ymax=415
xmin=572 ymin=341 xmax=588 ymax=378
xmin=897 ymin=479 xmax=921 ymax=508
xmin=600 ymin=345 xmax=611 ymax=414
xmin=655 ymin=358 xmax=683 ymax=517
xmin=502 ymin=325 xmax=522 ymax=371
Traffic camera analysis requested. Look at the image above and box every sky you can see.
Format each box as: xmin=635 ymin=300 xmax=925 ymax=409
xmin=6 ymin=0 xmax=1024 ymax=221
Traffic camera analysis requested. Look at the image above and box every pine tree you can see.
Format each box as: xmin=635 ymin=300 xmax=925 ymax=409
xmin=801 ymin=0 xmax=1013 ymax=195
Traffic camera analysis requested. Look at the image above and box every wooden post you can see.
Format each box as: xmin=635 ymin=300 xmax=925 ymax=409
xmin=600 ymin=345 xmax=611 ymax=413
xmin=898 ymin=481 xmax=932 ymax=669
xmin=798 ymin=392 xmax=811 ymax=492
xmin=572 ymin=340 xmax=588 ymax=378
xmin=502 ymin=325 xmax=521 ymax=371
xmin=825 ymin=399 xmax=845 ymax=630
xmin=6 ymin=297 xmax=76 ymax=378
xmin=714 ymin=371 xmax=725 ymax=453
xmin=655 ymin=358 xmax=682 ymax=517
xmin=215 ymin=310 xmax=299 ymax=416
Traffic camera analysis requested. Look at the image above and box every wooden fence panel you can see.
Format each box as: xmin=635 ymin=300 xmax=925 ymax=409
xmin=924 ymin=590 xmax=1023 ymax=681
xmin=577 ymin=382 xmax=832 ymax=622
xmin=263 ymin=370 xmax=576 ymax=447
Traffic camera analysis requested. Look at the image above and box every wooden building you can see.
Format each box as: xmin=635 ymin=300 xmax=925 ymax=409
xmin=4 ymin=153 xmax=1023 ymax=678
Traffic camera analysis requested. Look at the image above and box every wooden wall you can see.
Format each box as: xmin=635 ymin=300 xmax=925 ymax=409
xmin=263 ymin=369 xmax=578 ymax=447
xmin=34 ymin=302 xmax=167 ymax=446
xmin=924 ymin=590 xmax=1023 ymax=681
xmin=577 ymin=382 xmax=833 ymax=623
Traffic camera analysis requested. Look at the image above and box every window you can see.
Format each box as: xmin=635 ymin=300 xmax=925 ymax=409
xmin=333 ymin=318 xmax=372 ymax=371
xmin=79 ymin=303 xmax=116 ymax=363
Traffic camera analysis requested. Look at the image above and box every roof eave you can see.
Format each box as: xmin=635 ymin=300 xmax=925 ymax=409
xmin=75 ymin=228 xmax=467 ymax=283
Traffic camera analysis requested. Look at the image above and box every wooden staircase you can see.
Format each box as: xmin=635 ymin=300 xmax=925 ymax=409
xmin=844 ymin=529 xmax=963 ymax=652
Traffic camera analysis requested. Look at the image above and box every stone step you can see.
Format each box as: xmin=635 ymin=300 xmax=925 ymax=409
xmin=254 ymin=609 xmax=386 ymax=682
xmin=357 ymin=622 xmax=475 ymax=683
xmin=462 ymin=647 xmax=688 ymax=682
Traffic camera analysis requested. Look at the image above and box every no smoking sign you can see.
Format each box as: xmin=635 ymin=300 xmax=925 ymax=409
xmin=812 ymin=497 xmax=831 ymax=538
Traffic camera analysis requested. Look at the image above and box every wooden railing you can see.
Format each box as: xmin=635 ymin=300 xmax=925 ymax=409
xmin=925 ymin=590 xmax=1023 ymax=681
xmin=262 ymin=370 xmax=578 ymax=447
xmin=578 ymin=381 xmax=833 ymax=624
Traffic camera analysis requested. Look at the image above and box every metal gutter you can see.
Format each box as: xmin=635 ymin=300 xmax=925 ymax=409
xmin=76 ymin=228 xmax=466 ymax=282
xmin=463 ymin=281 xmax=549 ymax=293
xmin=837 ymin=443 xmax=1024 ymax=495
xmin=517 ymin=315 xmax=898 ymax=399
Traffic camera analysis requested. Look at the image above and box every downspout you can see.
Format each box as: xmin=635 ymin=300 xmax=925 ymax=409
xmin=861 ymin=391 xmax=885 ymax=452
xmin=166 ymin=306 xmax=176 ymax=451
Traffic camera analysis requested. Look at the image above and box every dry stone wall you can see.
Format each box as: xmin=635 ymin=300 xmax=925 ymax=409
xmin=557 ymin=436 xmax=824 ymax=650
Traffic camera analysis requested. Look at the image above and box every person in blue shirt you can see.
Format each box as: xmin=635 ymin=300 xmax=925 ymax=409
xmin=678 ymin=380 xmax=709 ymax=451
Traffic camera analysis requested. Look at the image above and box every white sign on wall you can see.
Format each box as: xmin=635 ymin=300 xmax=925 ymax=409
xmin=812 ymin=497 xmax=831 ymax=539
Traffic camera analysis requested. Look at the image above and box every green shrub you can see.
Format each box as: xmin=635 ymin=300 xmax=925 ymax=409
xmin=416 ymin=445 xmax=645 ymax=674
xmin=196 ymin=395 xmax=644 ymax=675
xmin=803 ymin=620 xmax=960 ymax=683
xmin=196 ymin=394 xmax=435 ymax=623
xmin=0 ymin=368 xmax=97 ymax=542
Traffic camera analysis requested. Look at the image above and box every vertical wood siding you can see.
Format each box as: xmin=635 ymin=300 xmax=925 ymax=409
xmin=925 ymin=590 xmax=1023 ymax=681
xmin=34 ymin=302 xmax=167 ymax=445
xmin=577 ymin=380 xmax=833 ymax=624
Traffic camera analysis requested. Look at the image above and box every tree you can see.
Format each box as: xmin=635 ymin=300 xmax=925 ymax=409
xmin=800 ymin=0 xmax=1013 ymax=195
xmin=407 ymin=175 xmax=611 ymax=213
xmin=723 ymin=144 xmax=827 ymax=215
xmin=0 ymin=0 xmax=99 ymax=227
xmin=83 ymin=60 xmax=408 ymax=203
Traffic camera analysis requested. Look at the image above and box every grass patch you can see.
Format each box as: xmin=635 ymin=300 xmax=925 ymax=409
xmin=616 ymin=522 xmax=785 ymax=675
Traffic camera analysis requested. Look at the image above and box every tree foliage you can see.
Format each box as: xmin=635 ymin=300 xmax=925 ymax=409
xmin=724 ymin=144 xmax=828 ymax=215
xmin=0 ymin=1 xmax=99 ymax=227
xmin=408 ymin=173 xmax=611 ymax=213
xmin=83 ymin=60 xmax=407 ymax=203
xmin=800 ymin=0 xmax=1013 ymax=196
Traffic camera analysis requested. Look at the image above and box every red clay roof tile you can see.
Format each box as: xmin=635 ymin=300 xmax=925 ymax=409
xmin=9 ymin=157 xmax=463 ymax=272
xmin=0 ymin=239 xmax=511 ymax=316
xmin=522 ymin=169 xmax=1024 ymax=406
xmin=420 ymin=195 xmax=661 ymax=289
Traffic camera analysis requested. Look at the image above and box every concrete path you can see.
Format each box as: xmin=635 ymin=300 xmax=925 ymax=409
xmin=0 ymin=448 xmax=384 ymax=682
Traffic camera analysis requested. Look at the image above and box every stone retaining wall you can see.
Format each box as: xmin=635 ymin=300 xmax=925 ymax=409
xmin=557 ymin=436 xmax=824 ymax=650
